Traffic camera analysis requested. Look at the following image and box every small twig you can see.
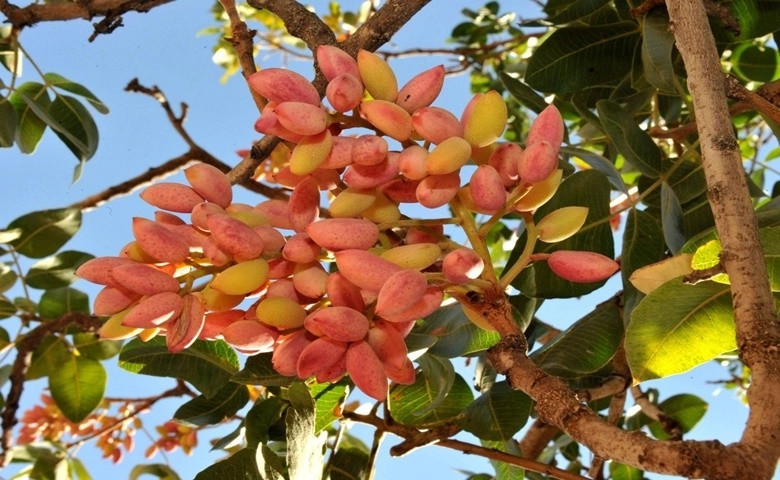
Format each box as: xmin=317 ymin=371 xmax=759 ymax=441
xmin=629 ymin=386 xmax=683 ymax=440
xmin=0 ymin=313 xmax=104 ymax=467
xmin=726 ymin=76 xmax=780 ymax=126
xmin=218 ymin=0 xmax=265 ymax=111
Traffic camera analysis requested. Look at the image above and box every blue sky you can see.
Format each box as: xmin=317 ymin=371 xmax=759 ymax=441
xmin=0 ymin=1 xmax=768 ymax=479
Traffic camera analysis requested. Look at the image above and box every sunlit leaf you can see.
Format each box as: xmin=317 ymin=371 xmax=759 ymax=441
xmin=483 ymin=440 xmax=524 ymax=480
xmin=415 ymin=303 xmax=500 ymax=358
xmin=7 ymin=208 xmax=82 ymax=259
xmin=459 ymin=381 xmax=532 ymax=441
xmin=310 ymin=381 xmax=347 ymax=434
xmin=526 ymin=22 xmax=640 ymax=94
xmin=388 ymin=367 xmax=473 ymax=428
xmin=119 ymin=337 xmax=239 ymax=398
xmin=285 ymin=382 xmax=324 ymax=480
xmin=175 ymin=382 xmax=250 ymax=427
xmin=48 ymin=94 xmax=99 ymax=164
xmin=647 ymin=394 xmax=708 ymax=440
xmin=0 ymin=299 xmax=14 ymax=320
xmin=8 ymin=81 xmax=49 ymax=154
xmin=0 ymin=263 xmax=17 ymax=294
xmin=43 ymin=73 xmax=110 ymax=114
xmin=129 ymin=464 xmax=181 ymax=480
xmin=0 ymin=97 xmax=18 ymax=147
xmin=49 ymin=354 xmax=106 ymax=423
xmin=26 ymin=250 xmax=94 ymax=289
xmin=232 ymin=352 xmax=294 ymax=386
xmin=626 ymin=278 xmax=735 ymax=382
xmin=629 ymin=254 xmax=693 ymax=295
xmin=38 ymin=287 xmax=90 ymax=319
xmin=71 ymin=332 xmax=122 ymax=361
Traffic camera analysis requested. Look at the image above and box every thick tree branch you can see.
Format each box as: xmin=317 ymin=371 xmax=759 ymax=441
xmin=666 ymin=2 xmax=780 ymax=479
xmin=0 ymin=0 xmax=173 ymax=40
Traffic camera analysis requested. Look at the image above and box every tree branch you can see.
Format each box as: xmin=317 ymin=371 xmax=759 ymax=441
xmin=666 ymin=2 xmax=780 ymax=478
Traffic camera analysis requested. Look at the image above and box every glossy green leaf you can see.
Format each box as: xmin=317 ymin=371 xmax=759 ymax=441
xmin=194 ymin=448 xmax=264 ymax=480
xmin=119 ymin=337 xmax=239 ymax=398
xmin=531 ymin=299 xmax=623 ymax=378
xmin=508 ymin=170 xmax=614 ymax=298
xmin=0 ymin=263 xmax=17 ymax=293
xmin=245 ymin=397 xmax=283 ymax=447
xmin=27 ymin=336 xmax=70 ymax=380
xmin=0 ymin=228 xmax=22 ymax=244
xmin=526 ymin=22 xmax=640 ymax=94
xmin=459 ymin=381 xmax=532 ymax=441
xmin=310 ymin=381 xmax=347 ymax=434
xmin=621 ymin=209 xmax=666 ymax=318
xmin=647 ymin=394 xmax=708 ymax=440
xmin=641 ymin=10 xmax=676 ymax=93
xmin=725 ymin=0 xmax=780 ymax=41
xmin=661 ymin=182 xmax=686 ymax=253
xmin=232 ymin=352 xmax=294 ymax=386
xmin=0 ymin=299 xmax=14 ymax=319
xmin=129 ymin=464 xmax=181 ymax=480
xmin=0 ymin=329 xmax=11 ymax=357
xmin=67 ymin=457 xmax=92 ymax=480
xmin=285 ymin=382 xmax=324 ymax=480
xmin=499 ymin=72 xmax=549 ymax=113
xmin=49 ymin=354 xmax=106 ymax=423
xmin=415 ymin=303 xmax=500 ymax=358
xmin=597 ymin=100 xmax=663 ymax=177
xmin=30 ymin=454 xmax=69 ymax=480
xmin=0 ymin=96 xmax=17 ymax=147
xmin=8 ymin=82 xmax=49 ymax=154
xmin=731 ymin=44 xmax=780 ymax=82
xmin=327 ymin=447 xmax=369 ymax=480
xmin=609 ymin=462 xmax=644 ymax=480
xmin=38 ymin=287 xmax=90 ymax=319
xmin=26 ymin=250 xmax=94 ymax=289
xmin=174 ymin=382 xmax=250 ymax=427
xmin=561 ymin=145 xmax=628 ymax=194
xmin=43 ymin=73 xmax=109 ymax=114
xmin=49 ymin=94 xmax=99 ymax=163
xmin=626 ymin=278 xmax=735 ymax=382
xmin=388 ymin=367 xmax=473 ymax=428
xmin=7 ymin=208 xmax=82 ymax=259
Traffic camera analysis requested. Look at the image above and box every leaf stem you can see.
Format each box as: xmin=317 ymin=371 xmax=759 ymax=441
xmin=498 ymin=212 xmax=538 ymax=289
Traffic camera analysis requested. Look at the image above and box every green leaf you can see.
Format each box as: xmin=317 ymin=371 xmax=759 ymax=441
xmin=129 ymin=464 xmax=181 ymax=480
xmin=723 ymin=0 xmax=780 ymax=41
xmin=27 ymin=335 xmax=70 ymax=380
xmin=0 ymin=299 xmax=14 ymax=320
xmin=731 ymin=43 xmax=780 ymax=82
xmin=641 ymin=10 xmax=676 ymax=93
xmin=310 ymin=381 xmax=348 ymax=434
xmin=508 ymin=170 xmax=614 ymax=298
xmin=0 ymin=263 xmax=18 ymax=294
xmin=232 ymin=352 xmax=294 ymax=386
xmin=174 ymin=382 xmax=249 ymax=427
xmin=327 ymin=447 xmax=369 ymax=480
xmin=119 ymin=337 xmax=239 ymax=398
xmin=388 ymin=368 xmax=473 ymax=428
xmin=38 ymin=287 xmax=90 ymax=319
xmin=285 ymin=382 xmax=324 ymax=480
xmin=67 ymin=457 xmax=92 ymax=480
xmin=0 ymin=96 xmax=18 ymax=147
xmin=8 ymin=82 xmax=49 ymax=154
xmin=626 ymin=278 xmax=735 ymax=382
xmin=194 ymin=448 xmax=264 ymax=480
xmin=525 ymin=22 xmax=640 ymax=94
xmin=7 ymin=208 xmax=82 ymax=259
xmin=49 ymin=354 xmax=106 ymax=423
xmin=499 ymin=72 xmax=549 ymax=113
xmin=561 ymin=145 xmax=628 ymax=194
xmin=483 ymin=440 xmax=524 ymax=480
xmin=459 ymin=381 xmax=532 ymax=441
xmin=609 ymin=462 xmax=644 ymax=480
xmin=530 ymin=299 xmax=623 ymax=383
xmin=48 ymin=94 xmax=99 ymax=164
xmin=26 ymin=251 xmax=94 ymax=289
xmin=43 ymin=73 xmax=109 ymax=114
xmin=647 ymin=394 xmax=708 ymax=440
xmin=621 ymin=209 xmax=666 ymax=318
xmin=0 ymin=228 xmax=22 ymax=244
xmin=244 ymin=397 xmax=284 ymax=447
xmin=545 ymin=0 xmax=612 ymax=24
xmin=72 ymin=333 xmax=122 ymax=361
xmin=415 ymin=303 xmax=500 ymax=358
xmin=597 ymin=100 xmax=663 ymax=177
xmin=661 ymin=182 xmax=686 ymax=253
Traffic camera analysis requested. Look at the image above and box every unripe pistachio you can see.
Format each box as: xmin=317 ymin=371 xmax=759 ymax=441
xmin=326 ymin=272 xmax=366 ymax=311
xmin=461 ymin=91 xmax=507 ymax=147
xmin=200 ymin=309 xmax=244 ymax=340
xmin=184 ymin=163 xmax=233 ymax=208
xmin=292 ymin=262 xmax=328 ymax=299
xmin=405 ymin=224 xmax=444 ymax=244
xmin=273 ymin=330 xmax=314 ymax=377
xmin=131 ymin=217 xmax=190 ymax=263
xmin=334 ymin=249 xmax=403 ymax=293
xmin=375 ymin=269 xmax=429 ymax=317
xmin=306 ymin=218 xmax=380 ymax=252
xmin=247 ymin=68 xmax=320 ymax=106
xmin=329 ymin=187 xmax=377 ymax=218
xmin=468 ymin=165 xmax=507 ymax=212
xmin=398 ymin=145 xmax=430 ymax=181
xmin=380 ymin=286 xmax=443 ymax=323
xmin=222 ymin=319 xmax=278 ymax=354
xmin=426 ymin=136 xmax=472 ymax=175
xmin=325 ymin=73 xmax=364 ymax=112
xmin=547 ymin=250 xmax=619 ymax=283
xmin=342 ymin=151 xmax=400 ymax=190
xmin=289 ymin=130 xmax=333 ymax=176
xmin=488 ymin=143 xmax=522 ymax=186
xmin=366 ymin=320 xmax=413 ymax=378
xmin=297 ymin=337 xmax=348 ymax=382
xmin=526 ymin=104 xmax=564 ymax=152
xmin=360 ymin=100 xmax=413 ymax=142
xmin=166 ymin=293 xmax=206 ymax=353
xmin=304 ymin=306 xmax=370 ymax=342
xmin=352 ymin=135 xmax=389 ymax=166
xmin=122 ymin=292 xmax=184 ymax=329
xmin=287 ymin=176 xmax=321 ymax=232
xmin=256 ymin=296 xmax=308 ymax=330
xmin=319 ymin=136 xmax=356 ymax=169
xmin=380 ymin=177 xmax=422 ymax=203
xmin=514 ymin=169 xmax=563 ymax=212
xmin=361 ymin=190 xmax=401 ymax=223
xmin=346 ymin=340 xmax=389 ymax=401
xmin=140 ymin=183 xmax=204 ymax=213
xmin=282 ymin=232 xmax=321 ymax=264
xmin=357 ymin=49 xmax=398 ymax=101
xmin=254 ymin=111 xmax=305 ymax=143
xmin=517 ymin=140 xmax=558 ymax=184
xmin=536 ymin=206 xmax=589 ymax=243
xmin=191 ymin=202 xmax=227 ymax=231
xmin=99 ymin=309 xmax=144 ymax=341
xmin=207 ymin=214 xmax=265 ymax=262
xmin=94 ymin=286 xmax=141 ymax=316
xmin=317 ymin=45 xmax=360 ymax=82
xmin=396 ymin=65 xmax=445 ymax=113
xmin=380 ymin=243 xmax=441 ymax=270
xmin=109 ymin=263 xmax=180 ymax=295
xmin=253 ymin=199 xmax=293 ymax=230
xmin=442 ymin=247 xmax=484 ymax=284
xmin=200 ymin=285 xmax=244 ymax=312
xmin=411 ymin=106 xmax=463 ymax=145
xmin=210 ymin=258 xmax=270 ymax=296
